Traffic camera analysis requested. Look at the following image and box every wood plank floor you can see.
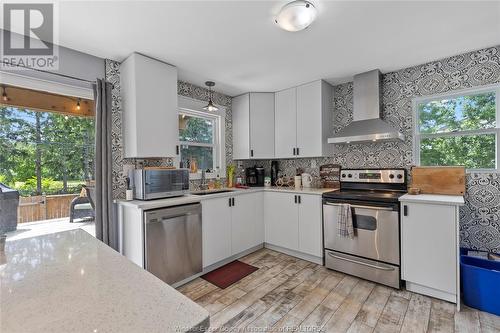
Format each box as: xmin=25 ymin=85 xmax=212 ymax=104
xmin=178 ymin=248 xmax=500 ymax=332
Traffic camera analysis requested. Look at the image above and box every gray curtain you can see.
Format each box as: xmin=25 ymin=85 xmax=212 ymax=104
xmin=93 ymin=79 xmax=117 ymax=250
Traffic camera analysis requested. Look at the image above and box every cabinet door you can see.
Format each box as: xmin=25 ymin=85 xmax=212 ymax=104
xmin=264 ymin=192 xmax=299 ymax=250
xmin=401 ymin=202 xmax=456 ymax=293
xmin=121 ymin=53 xmax=178 ymax=158
xmin=296 ymin=81 xmax=322 ymax=157
xmin=231 ymin=193 xmax=257 ymax=255
xmin=274 ymin=88 xmax=297 ymax=158
xmin=202 ymin=197 xmax=232 ymax=267
xmin=250 ymin=93 xmax=275 ymax=159
xmin=232 ymin=94 xmax=250 ymax=160
xmin=298 ymin=194 xmax=323 ymax=257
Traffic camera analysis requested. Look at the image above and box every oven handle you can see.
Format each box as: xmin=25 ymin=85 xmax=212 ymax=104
xmin=327 ymin=252 xmax=395 ymax=271
xmin=323 ymin=202 xmax=394 ymax=211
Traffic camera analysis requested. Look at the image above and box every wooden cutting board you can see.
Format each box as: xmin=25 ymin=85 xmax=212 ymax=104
xmin=411 ymin=166 xmax=466 ymax=195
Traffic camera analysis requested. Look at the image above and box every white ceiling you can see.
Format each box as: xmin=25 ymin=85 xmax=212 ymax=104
xmin=50 ymin=1 xmax=500 ymax=96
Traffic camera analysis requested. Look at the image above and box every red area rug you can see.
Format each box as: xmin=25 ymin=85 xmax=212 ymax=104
xmin=201 ymin=260 xmax=259 ymax=289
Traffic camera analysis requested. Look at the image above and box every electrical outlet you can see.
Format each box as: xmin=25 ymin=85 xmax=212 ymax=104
xmin=311 ymin=159 xmax=317 ymax=168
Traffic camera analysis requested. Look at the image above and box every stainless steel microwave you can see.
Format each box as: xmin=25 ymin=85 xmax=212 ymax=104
xmin=130 ymin=169 xmax=190 ymax=200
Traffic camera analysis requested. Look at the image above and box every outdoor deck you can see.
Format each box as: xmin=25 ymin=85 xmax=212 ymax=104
xmin=5 ymin=218 xmax=95 ymax=242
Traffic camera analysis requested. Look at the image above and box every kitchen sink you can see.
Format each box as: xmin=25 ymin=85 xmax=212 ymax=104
xmin=190 ymin=189 xmax=235 ymax=196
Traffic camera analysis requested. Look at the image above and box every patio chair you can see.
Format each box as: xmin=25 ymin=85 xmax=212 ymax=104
xmin=69 ymin=185 xmax=95 ymax=223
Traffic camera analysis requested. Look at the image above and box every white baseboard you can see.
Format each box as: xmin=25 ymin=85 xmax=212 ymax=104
xmin=264 ymin=243 xmax=323 ymax=265
xmin=406 ymin=281 xmax=457 ymax=304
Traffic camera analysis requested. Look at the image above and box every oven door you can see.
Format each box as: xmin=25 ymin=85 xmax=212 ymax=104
xmin=323 ymin=200 xmax=400 ymax=265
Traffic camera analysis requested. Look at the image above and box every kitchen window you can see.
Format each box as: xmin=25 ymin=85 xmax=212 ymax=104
xmin=178 ymin=101 xmax=225 ymax=179
xmin=414 ymin=86 xmax=500 ymax=170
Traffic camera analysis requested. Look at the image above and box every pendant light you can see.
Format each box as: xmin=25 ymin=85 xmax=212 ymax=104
xmin=275 ymin=0 xmax=317 ymax=32
xmin=203 ymin=81 xmax=219 ymax=112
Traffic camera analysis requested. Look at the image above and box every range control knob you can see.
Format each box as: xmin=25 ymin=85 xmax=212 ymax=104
xmin=389 ymin=174 xmax=395 ymax=179
xmin=397 ymin=174 xmax=403 ymax=179
xmin=348 ymin=174 xmax=353 ymax=178
xmin=341 ymin=173 xmax=346 ymax=178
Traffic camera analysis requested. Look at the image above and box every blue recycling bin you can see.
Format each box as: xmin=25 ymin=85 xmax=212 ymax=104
xmin=460 ymin=249 xmax=500 ymax=316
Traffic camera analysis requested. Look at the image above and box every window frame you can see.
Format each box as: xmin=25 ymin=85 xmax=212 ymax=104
xmin=413 ymin=84 xmax=500 ymax=172
xmin=177 ymin=96 xmax=226 ymax=180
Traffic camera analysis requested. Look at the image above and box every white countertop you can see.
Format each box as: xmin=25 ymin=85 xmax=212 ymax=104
xmin=0 ymin=230 xmax=209 ymax=333
xmin=117 ymin=186 xmax=336 ymax=210
xmin=399 ymin=193 xmax=465 ymax=206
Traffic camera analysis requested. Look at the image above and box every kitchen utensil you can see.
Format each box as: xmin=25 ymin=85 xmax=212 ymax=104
xmin=411 ymin=166 xmax=465 ymax=195
xmin=301 ymin=173 xmax=313 ymax=188
xmin=294 ymin=176 xmax=302 ymax=189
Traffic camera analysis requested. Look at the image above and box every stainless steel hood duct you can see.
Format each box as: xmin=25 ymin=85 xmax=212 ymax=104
xmin=328 ymin=69 xmax=404 ymax=144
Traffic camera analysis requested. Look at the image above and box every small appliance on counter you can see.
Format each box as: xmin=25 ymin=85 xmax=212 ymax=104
xmin=129 ymin=168 xmax=190 ymax=200
xmin=271 ymin=160 xmax=279 ymax=186
xmin=245 ymin=166 xmax=265 ymax=187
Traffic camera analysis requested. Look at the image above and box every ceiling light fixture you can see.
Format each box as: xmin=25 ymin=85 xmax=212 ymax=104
xmin=1 ymin=86 xmax=8 ymax=102
xmin=275 ymin=0 xmax=317 ymax=32
xmin=203 ymin=81 xmax=219 ymax=112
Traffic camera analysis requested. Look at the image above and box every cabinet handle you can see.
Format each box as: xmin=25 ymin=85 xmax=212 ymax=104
xmin=403 ymin=205 xmax=408 ymax=216
xmin=250 ymin=149 xmax=254 ymax=157
xmin=296 ymin=147 xmax=299 ymax=156
xmin=292 ymin=148 xmax=296 ymax=156
xmin=229 ymin=198 xmax=232 ymax=207
xmin=232 ymin=197 xmax=235 ymax=206
xmin=298 ymin=195 xmax=301 ymax=204
xmin=176 ymin=145 xmax=180 ymax=155
xmin=294 ymin=195 xmax=297 ymax=204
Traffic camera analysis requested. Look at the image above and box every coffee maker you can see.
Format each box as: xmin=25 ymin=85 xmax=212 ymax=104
xmin=246 ymin=166 xmax=265 ymax=187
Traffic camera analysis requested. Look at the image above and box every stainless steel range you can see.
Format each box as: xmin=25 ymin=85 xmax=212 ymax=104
xmin=322 ymin=169 xmax=407 ymax=289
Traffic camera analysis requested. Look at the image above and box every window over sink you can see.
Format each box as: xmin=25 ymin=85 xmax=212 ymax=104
xmin=178 ymin=97 xmax=225 ymax=179
xmin=414 ymin=86 xmax=500 ymax=170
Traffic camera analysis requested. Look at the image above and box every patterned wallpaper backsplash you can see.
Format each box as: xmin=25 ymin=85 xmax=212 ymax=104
xmin=242 ymin=45 xmax=500 ymax=253
xmin=106 ymin=45 xmax=500 ymax=253
xmin=105 ymin=59 xmax=233 ymax=200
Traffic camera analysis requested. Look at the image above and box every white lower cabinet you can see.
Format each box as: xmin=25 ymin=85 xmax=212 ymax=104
xmin=298 ymin=194 xmax=323 ymax=257
xmin=400 ymin=195 xmax=463 ymax=307
xmin=202 ymin=196 xmax=232 ymax=268
xmin=264 ymin=192 xmax=323 ymax=259
xmin=264 ymin=192 xmax=299 ymax=250
xmin=202 ymin=191 xmax=323 ymax=269
xmin=202 ymin=192 xmax=263 ymax=268
xmin=231 ymin=193 xmax=260 ymax=254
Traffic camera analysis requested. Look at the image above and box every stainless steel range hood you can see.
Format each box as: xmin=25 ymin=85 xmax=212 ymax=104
xmin=328 ymin=69 xmax=404 ymax=144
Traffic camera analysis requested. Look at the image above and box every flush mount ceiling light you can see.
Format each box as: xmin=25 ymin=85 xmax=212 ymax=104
xmin=275 ymin=0 xmax=317 ymax=32
xmin=203 ymin=81 xmax=219 ymax=112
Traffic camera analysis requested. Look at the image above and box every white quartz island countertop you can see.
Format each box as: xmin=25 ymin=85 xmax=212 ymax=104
xmin=0 ymin=229 xmax=209 ymax=333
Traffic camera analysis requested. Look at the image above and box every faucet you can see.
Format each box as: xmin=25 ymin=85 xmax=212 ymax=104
xmin=200 ymin=169 xmax=208 ymax=191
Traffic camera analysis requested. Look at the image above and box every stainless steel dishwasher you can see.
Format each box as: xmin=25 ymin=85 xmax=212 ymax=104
xmin=144 ymin=203 xmax=202 ymax=285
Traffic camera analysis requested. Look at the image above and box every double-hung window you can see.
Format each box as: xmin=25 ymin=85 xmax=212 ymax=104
xmin=414 ymin=86 xmax=500 ymax=170
xmin=178 ymin=104 xmax=224 ymax=178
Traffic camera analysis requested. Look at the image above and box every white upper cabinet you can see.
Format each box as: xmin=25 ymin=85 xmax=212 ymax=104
xmin=275 ymin=80 xmax=332 ymax=158
xmin=275 ymin=87 xmax=297 ymax=158
xmin=296 ymin=80 xmax=333 ymax=158
xmin=120 ymin=53 xmax=179 ymax=158
xmin=232 ymin=93 xmax=275 ymax=160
